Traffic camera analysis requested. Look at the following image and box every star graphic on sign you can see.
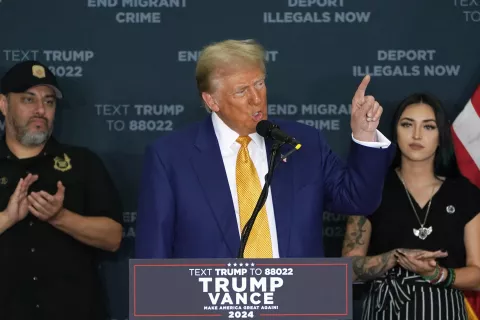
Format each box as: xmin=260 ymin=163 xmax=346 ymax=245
xmin=233 ymin=263 xmax=237 ymax=267
xmin=239 ymin=263 xmax=243 ymax=267
xmin=245 ymin=263 xmax=249 ymax=267
xmin=251 ymin=263 xmax=255 ymax=266
xmin=227 ymin=263 xmax=231 ymax=267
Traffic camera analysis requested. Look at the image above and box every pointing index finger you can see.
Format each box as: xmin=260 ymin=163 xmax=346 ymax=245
xmin=354 ymin=74 xmax=371 ymax=103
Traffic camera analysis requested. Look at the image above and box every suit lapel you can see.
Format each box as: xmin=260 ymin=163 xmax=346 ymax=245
xmin=191 ymin=116 xmax=239 ymax=257
xmin=265 ymin=139 xmax=294 ymax=257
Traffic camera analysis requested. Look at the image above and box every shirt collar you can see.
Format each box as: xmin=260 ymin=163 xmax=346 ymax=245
xmin=42 ymin=137 xmax=63 ymax=156
xmin=0 ymin=135 xmax=63 ymax=159
xmin=211 ymin=112 xmax=265 ymax=154
xmin=0 ymin=136 xmax=10 ymax=159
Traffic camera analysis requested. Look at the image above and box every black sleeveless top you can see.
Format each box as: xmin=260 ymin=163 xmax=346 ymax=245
xmin=367 ymin=170 xmax=480 ymax=269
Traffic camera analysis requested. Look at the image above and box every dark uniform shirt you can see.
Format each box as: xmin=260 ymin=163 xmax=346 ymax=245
xmin=0 ymin=136 xmax=122 ymax=320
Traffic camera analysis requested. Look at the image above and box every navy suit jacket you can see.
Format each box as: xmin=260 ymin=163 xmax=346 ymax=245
xmin=135 ymin=116 xmax=395 ymax=258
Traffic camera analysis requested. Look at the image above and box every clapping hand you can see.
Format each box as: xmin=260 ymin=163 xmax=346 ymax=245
xmin=3 ymin=173 xmax=39 ymax=224
xmin=28 ymin=181 xmax=65 ymax=222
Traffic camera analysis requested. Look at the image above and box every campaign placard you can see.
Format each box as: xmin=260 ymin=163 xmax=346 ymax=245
xmin=130 ymin=258 xmax=352 ymax=319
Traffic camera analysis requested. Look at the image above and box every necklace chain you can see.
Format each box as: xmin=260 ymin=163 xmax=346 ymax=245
xmin=397 ymin=171 xmax=435 ymax=227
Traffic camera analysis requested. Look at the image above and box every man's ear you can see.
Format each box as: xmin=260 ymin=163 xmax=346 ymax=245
xmin=0 ymin=94 xmax=8 ymax=117
xmin=201 ymin=92 xmax=220 ymax=112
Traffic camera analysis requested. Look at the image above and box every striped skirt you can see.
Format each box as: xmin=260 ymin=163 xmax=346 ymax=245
xmin=361 ymin=267 xmax=467 ymax=320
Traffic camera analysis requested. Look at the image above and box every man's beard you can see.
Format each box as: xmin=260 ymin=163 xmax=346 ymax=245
xmin=10 ymin=115 xmax=52 ymax=147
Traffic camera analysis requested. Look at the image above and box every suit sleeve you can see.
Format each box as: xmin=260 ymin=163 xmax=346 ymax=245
xmin=319 ymin=131 xmax=395 ymax=215
xmin=135 ymin=144 xmax=175 ymax=258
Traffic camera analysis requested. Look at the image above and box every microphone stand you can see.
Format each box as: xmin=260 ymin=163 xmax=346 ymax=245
xmin=237 ymin=141 xmax=283 ymax=259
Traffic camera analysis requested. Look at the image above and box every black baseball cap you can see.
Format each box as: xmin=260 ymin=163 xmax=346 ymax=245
xmin=0 ymin=60 xmax=63 ymax=99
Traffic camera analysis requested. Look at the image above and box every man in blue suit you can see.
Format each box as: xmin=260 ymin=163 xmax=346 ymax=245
xmin=135 ymin=39 xmax=394 ymax=259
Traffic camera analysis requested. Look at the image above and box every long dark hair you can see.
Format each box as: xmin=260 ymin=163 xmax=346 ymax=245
xmin=390 ymin=93 xmax=460 ymax=178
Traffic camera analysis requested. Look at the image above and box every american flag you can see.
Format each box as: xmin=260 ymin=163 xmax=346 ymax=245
xmin=451 ymin=85 xmax=480 ymax=320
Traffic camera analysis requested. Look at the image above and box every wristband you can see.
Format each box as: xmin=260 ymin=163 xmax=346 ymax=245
xmin=433 ymin=268 xmax=446 ymax=284
xmin=422 ymin=264 xmax=440 ymax=281
xmin=444 ymin=268 xmax=456 ymax=287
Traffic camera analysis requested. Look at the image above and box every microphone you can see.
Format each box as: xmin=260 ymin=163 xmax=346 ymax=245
xmin=256 ymin=120 xmax=302 ymax=149
xmin=237 ymin=120 xmax=303 ymax=258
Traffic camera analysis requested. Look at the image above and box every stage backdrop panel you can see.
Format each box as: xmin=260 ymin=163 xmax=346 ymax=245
xmin=0 ymin=0 xmax=479 ymax=319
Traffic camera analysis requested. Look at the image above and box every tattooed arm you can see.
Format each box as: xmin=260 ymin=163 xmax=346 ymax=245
xmin=351 ymin=252 xmax=397 ymax=282
xmin=342 ymin=216 xmax=397 ymax=281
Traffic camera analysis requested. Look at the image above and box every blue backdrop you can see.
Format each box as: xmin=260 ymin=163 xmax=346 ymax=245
xmin=1 ymin=0 xmax=479 ymax=318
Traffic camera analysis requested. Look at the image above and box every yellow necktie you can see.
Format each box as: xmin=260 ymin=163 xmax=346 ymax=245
xmin=235 ymin=136 xmax=273 ymax=258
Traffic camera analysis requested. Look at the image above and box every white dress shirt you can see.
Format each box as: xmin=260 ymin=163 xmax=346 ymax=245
xmin=211 ymin=112 xmax=391 ymax=258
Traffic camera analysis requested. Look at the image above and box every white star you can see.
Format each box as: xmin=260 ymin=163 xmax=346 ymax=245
xmin=239 ymin=263 xmax=243 ymax=267
xmin=251 ymin=263 xmax=255 ymax=266
xmin=245 ymin=263 xmax=249 ymax=267
xmin=233 ymin=263 xmax=237 ymax=267
xmin=227 ymin=263 xmax=231 ymax=267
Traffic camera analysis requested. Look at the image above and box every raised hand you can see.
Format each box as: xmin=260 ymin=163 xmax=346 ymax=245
xmin=28 ymin=181 xmax=65 ymax=222
xmin=351 ymin=75 xmax=383 ymax=142
xmin=3 ymin=173 xmax=39 ymax=224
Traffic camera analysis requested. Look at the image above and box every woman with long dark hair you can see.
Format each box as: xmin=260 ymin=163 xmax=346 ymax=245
xmin=342 ymin=93 xmax=480 ymax=319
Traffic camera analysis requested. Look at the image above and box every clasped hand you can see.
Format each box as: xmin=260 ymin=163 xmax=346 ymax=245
xmin=3 ymin=174 xmax=65 ymax=224
xmin=394 ymin=248 xmax=448 ymax=277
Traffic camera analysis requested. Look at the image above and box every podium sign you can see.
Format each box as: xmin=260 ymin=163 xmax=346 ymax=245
xmin=130 ymin=258 xmax=352 ymax=319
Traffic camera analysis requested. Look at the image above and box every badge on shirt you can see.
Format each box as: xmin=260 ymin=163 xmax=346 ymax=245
xmin=0 ymin=177 xmax=7 ymax=185
xmin=446 ymin=205 xmax=455 ymax=214
xmin=53 ymin=153 xmax=72 ymax=172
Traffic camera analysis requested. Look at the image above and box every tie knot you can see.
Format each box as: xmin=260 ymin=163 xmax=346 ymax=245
xmin=236 ymin=136 xmax=252 ymax=148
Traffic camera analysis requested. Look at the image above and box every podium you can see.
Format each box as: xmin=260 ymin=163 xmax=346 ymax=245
xmin=129 ymin=258 xmax=353 ymax=319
